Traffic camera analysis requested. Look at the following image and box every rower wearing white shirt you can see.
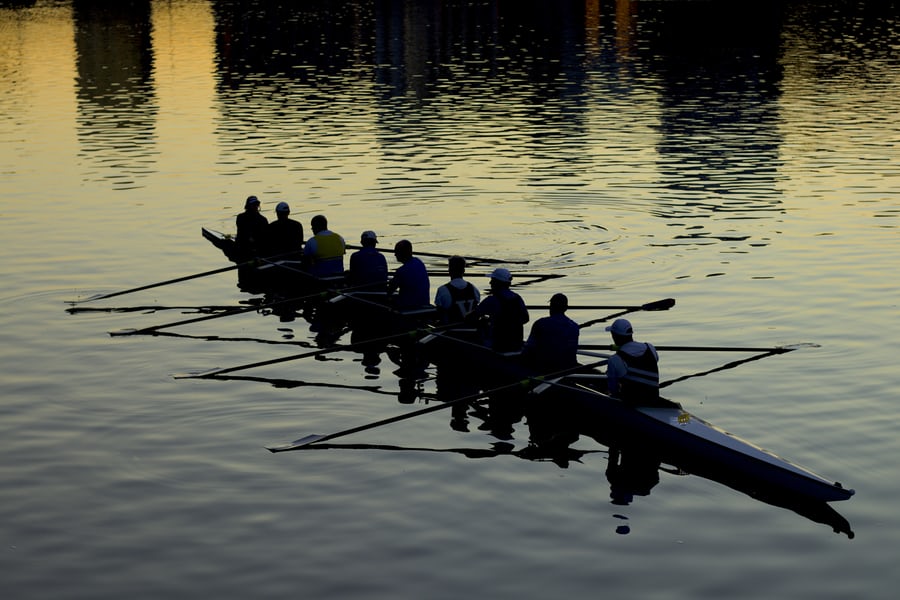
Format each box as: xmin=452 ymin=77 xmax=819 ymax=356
xmin=605 ymin=318 xmax=659 ymax=405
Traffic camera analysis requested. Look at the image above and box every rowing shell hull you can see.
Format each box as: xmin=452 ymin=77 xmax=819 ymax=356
xmin=557 ymin=379 xmax=855 ymax=503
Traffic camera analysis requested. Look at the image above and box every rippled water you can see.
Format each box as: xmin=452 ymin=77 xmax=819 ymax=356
xmin=2 ymin=1 xmax=899 ymax=599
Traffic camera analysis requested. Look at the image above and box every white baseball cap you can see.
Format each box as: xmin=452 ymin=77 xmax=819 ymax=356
xmin=606 ymin=318 xmax=633 ymax=336
xmin=490 ymin=268 xmax=512 ymax=283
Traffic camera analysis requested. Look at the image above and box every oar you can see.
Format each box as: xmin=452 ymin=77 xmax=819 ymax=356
xmin=578 ymin=343 xmax=811 ymax=353
xmin=430 ymin=271 xmax=563 ymax=279
xmin=173 ymin=327 xmax=427 ymax=379
xmin=108 ymin=277 xmax=388 ymax=337
xmin=526 ymin=299 xmax=675 ymax=311
xmin=659 ymin=347 xmax=806 ymax=389
xmin=71 ymin=262 xmax=250 ymax=304
xmin=108 ymin=290 xmax=332 ymax=336
xmin=265 ymin=359 xmax=608 ymax=452
xmin=69 ymin=246 xmax=308 ymax=304
xmin=346 ymin=244 xmax=529 ymax=265
xmin=578 ymin=298 xmax=675 ymax=329
xmin=67 ymin=304 xmax=238 ymax=315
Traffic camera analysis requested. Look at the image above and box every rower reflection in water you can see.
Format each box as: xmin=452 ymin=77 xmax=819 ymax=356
xmin=606 ymin=446 xmax=662 ymax=507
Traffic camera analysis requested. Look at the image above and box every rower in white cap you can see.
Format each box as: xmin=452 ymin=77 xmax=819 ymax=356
xmin=605 ymin=318 xmax=660 ymax=405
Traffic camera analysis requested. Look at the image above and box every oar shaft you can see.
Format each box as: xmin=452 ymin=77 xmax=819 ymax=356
xmin=660 ymin=349 xmax=791 ymax=388
xmin=346 ymin=244 xmax=528 ymax=265
xmin=77 ymin=263 xmax=243 ymax=303
xmin=176 ymin=326 xmax=428 ymax=379
xmin=267 ymin=359 xmax=608 ymax=452
xmin=110 ymin=291 xmax=330 ymax=336
xmin=578 ymin=345 xmax=792 ymax=353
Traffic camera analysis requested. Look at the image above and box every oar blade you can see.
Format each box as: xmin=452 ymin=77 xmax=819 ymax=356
xmin=108 ymin=328 xmax=140 ymax=337
xmin=172 ymin=368 xmax=223 ymax=380
xmin=642 ymin=298 xmax=676 ymax=311
xmin=267 ymin=434 xmax=327 ymax=452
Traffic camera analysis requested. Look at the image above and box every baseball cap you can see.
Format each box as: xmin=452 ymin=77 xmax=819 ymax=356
xmin=606 ymin=318 xmax=633 ymax=336
xmin=275 ymin=201 xmax=290 ymax=213
xmin=490 ymin=268 xmax=512 ymax=283
xmin=361 ymin=230 xmax=377 ymax=242
xmin=245 ymin=195 xmax=260 ymax=208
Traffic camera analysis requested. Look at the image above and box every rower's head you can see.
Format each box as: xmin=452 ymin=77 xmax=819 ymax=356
xmin=606 ymin=318 xmax=634 ymax=345
xmin=360 ymin=230 xmax=378 ymax=248
xmin=448 ymin=255 xmax=466 ymax=279
xmin=311 ymin=214 xmax=328 ymax=234
xmin=489 ymin=267 xmax=512 ymax=289
xmin=549 ymin=293 xmax=568 ymax=315
xmin=275 ymin=201 xmax=290 ymax=219
xmin=245 ymin=195 xmax=260 ymax=211
xmin=393 ymin=239 xmax=413 ymax=262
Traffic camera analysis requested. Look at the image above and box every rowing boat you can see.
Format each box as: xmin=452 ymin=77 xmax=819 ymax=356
xmin=533 ymin=373 xmax=854 ymax=504
xmin=420 ymin=329 xmax=853 ymax=504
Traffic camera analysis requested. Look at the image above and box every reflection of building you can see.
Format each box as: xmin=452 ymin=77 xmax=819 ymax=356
xmin=73 ymin=0 xmax=157 ymax=189
xmin=637 ymin=1 xmax=786 ymax=213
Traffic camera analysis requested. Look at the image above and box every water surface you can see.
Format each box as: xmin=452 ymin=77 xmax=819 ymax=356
xmin=2 ymin=1 xmax=899 ymax=599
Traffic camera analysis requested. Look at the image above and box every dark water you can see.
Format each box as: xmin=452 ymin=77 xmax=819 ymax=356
xmin=2 ymin=1 xmax=899 ymax=598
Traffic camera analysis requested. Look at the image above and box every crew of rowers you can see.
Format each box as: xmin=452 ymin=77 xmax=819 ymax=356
xmin=236 ymin=195 xmax=659 ymax=403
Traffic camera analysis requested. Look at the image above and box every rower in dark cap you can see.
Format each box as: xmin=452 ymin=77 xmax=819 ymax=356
xmin=235 ymin=195 xmax=268 ymax=258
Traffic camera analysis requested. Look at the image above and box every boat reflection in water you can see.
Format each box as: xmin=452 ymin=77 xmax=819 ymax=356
xmin=597 ymin=443 xmax=853 ymax=538
xmin=529 ymin=385 xmax=855 ymax=538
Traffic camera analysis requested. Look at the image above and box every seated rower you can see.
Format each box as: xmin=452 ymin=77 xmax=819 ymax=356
xmin=523 ymin=293 xmax=579 ymax=371
xmin=475 ymin=268 xmax=529 ymax=353
xmin=235 ymin=195 xmax=268 ymax=258
xmin=434 ymin=255 xmax=480 ymax=324
xmin=303 ymin=214 xmax=346 ymax=277
xmin=605 ymin=318 xmax=659 ymax=405
xmin=347 ymin=230 xmax=388 ymax=291
xmin=265 ymin=201 xmax=304 ymax=260
xmin=387 ymin=239 xmax=431 ymax=311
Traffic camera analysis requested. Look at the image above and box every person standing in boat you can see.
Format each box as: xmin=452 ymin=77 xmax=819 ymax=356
xmin=265 ymin=201 xmax=304 ymax=260
xmin=235 ymin=195 xmax=268 ymax=258
xmin=523 ymin=293 xmax=579 ymax=371
xmin=476 ymin=268 xmax=529 ymax=353
xmin=303 ymin=214 xmax=346 ymax=277
xmin=605 ymin=318 xmax=659 ymax=405
xmin=347 ymin=230 xmax=388 ymax=291
xmin=434 ymin=255 xmax=480 ymax=324
xmin=386 ymin=239 xmax=430 ymax=310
